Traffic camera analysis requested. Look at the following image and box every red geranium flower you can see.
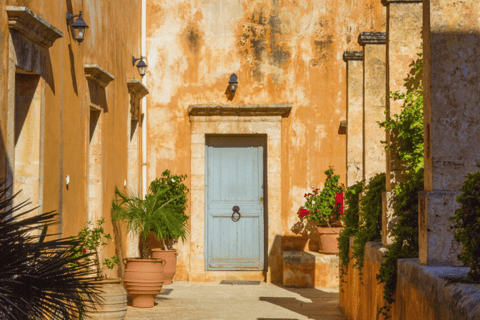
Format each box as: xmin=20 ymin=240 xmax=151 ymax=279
xmin=82 ymin=248 xmax=87 ymax=254
xmin=335 ymin=192 xmax=344 ymax=215
xmin=297 ymin=208 xmax=310 ymax=218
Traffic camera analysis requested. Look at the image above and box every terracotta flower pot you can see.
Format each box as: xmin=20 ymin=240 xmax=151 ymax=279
xmin=84 ymin=278 xmax=128 ymax=319
xmin=123 ymin=258 xmax=165 ymax=308
xmin=151 ymin=249 xmax=177 ymax=285
xmin=315 ymin=226 xmax=342 ymax=254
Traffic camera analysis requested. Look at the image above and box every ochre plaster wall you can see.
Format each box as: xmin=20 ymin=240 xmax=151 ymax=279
xmin=146 ymin=0 xmax=385 ymax=281
xmin=1 ymin=0 xmax=143 ymax=277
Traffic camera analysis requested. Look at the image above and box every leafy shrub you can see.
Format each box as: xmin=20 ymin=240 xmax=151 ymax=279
xmin=351 ymin=173 xmax=386 ymax=275
xmin=338 ymin=180 xmax=364 ymax=286
xmin=451 ymin=166 xmax=480 ymax=282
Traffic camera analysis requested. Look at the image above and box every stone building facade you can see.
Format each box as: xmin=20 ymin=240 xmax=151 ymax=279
xmin=0 ymin=0 xmax=145 ymax=278
xmin=2 ymin=1 xmax=480 ymax=315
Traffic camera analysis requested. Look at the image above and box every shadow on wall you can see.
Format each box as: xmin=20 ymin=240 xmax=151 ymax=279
xmin=289 ymin=219 xmax=320 ymax=252
xmin=259 ymin=285 xmax=343 ymax=320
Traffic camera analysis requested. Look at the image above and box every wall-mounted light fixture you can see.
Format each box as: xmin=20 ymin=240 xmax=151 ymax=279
xmin=67 ymin=11 xmax=89 ymax=44
xmin=228 ymin=73 xmax=238 ymax=92
xmin=132 ymin=56 xmax=148 ymax=77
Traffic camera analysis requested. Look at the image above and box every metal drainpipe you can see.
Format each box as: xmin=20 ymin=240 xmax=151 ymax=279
xmin=141 ymin=0 xmax=147 ymax=199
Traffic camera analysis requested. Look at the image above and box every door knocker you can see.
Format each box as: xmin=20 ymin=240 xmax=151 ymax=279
xmin=231 ymin=206 xmax=241 ymax=222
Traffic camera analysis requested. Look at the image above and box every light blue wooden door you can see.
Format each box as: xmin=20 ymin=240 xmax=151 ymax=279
xmin=206 ymin=135 xmax=265 ymax=271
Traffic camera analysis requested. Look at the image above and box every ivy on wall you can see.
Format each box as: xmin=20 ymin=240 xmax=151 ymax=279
xmin=351 ymin=173 xmax=386 ymax=277
xmin=451 ymin=166 xmax=480 ymax=283
xmin=338 ymin=180 xmax=364 ymax=289
xmin=376 ymin=47 xmax=424 ymax=317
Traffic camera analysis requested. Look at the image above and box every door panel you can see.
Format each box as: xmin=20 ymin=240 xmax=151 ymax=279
xmin=206 ymin=135 xmax=265 ymax=270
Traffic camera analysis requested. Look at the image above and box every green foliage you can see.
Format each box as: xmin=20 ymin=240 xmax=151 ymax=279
xmin=451 ymin=165 xmax=480 ymax=282
xmin=112 ymin=169 xmax=190 ymax=258
xmin=149 ymin=169 xmax=190 ymax=243
xmin=302 ymin=168 xmax=344 ymax=226
xmin=376 ymin=169 xmax=423 ymax=317
xmin=378 ymin=50 xmax=424 ymax=176
xmin=70 ymin=219 xmax=119 ymax=278
xmin=376 ymin=46 xmax=424 ymax=318
xmin=351 ymin=173 xmax=385 ymax=275
xmin=338 ymin=180 xmax=364 ymax=287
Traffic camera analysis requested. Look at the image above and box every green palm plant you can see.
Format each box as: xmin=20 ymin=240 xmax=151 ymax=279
xmin=112 ymin=183 xmax=189 ymax=259
xmin=0 ymin=179 xmax=101 ymax=320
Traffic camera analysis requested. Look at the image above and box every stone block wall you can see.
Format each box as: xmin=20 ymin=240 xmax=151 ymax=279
xmin=340 ymin=241 xmax=480 ymax=320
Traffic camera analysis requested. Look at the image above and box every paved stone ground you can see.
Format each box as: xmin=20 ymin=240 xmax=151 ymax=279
xmin=125 ymin=282 xmax=346 ymax=320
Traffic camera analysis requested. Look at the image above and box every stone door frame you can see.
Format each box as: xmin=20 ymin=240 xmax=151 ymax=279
xmin=188 ymin=104 xmax=291 ymax=282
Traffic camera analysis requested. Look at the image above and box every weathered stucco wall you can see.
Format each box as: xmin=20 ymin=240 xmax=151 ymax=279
xmin=146 ymin=0 xmax=385 ymax=281
xmin=1 ymin=0 xmax=143 ymax=277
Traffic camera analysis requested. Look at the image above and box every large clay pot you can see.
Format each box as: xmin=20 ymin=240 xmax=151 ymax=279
xmin=84 ymin=278 xmax=128 ymax=319
xmin=123 ymin=258 xmax=165 ymax=308
xmin=151 ymin=249 xmax=177 ymax=285
xmin=315 ymin=226 xmax=342 ymax=254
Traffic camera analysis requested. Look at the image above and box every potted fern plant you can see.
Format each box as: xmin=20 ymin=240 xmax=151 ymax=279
xmin=70 ymin=219 xmax=126 ymax=319
xmin=298 ymin=168 xmax=345 ymax=253
xmin=150 ymin=169 xmax=189 ymax=285
xmin=112 ymin=174 xmax=187 ymax=308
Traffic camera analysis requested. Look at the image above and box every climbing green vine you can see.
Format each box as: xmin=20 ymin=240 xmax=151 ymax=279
xmin=376 ymin=47 xmax=424 ymax=318
xmin=450 ymin=165 xmax=480 ymax=283
xmin=338 ymin=180 xmax=363 ymax=288
xmin=351 ymin=173 xmax=386 ymax=277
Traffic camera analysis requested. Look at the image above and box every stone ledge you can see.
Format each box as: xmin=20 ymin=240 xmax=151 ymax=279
xmin=398 ymin=259 xmax=480 ymax=319
xmin=84 ymin=65 xmax=115 ymax=88
xmin=7 ymin=6 xmax=63 ymax=48
xmin=358 ymin=32 xmax=386 ymax=46
xmin=188 ymin=105 xmax=292 ymax=117
xmin=343 ymin=51 xmax=363 ymax=61
xmin=382 ymin=0 xmax=422 ymax=5
xmin=127 ymin=79 xmax=150 ymax=99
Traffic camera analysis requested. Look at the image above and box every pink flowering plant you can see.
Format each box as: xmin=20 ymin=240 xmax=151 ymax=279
xmin=297 ymin=168 xmax=345 ymax=227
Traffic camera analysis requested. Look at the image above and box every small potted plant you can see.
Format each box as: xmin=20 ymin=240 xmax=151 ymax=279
xmin=112 ymin=179 xmax=184 ymax=308
xmin=298 ymin=168 xmax=345 ymax=253
xmin=70 ymin=219 xmax=126 ymax=319
xmin=149 ymin=169 xmax=189 ymax=285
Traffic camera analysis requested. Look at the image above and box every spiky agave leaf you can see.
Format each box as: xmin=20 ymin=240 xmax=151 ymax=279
xmin=0 ymin=180 xmax=102 ymax=320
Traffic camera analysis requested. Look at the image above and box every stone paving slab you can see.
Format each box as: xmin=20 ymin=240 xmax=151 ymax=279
xmin=125 ymin=282 xmax=345 ymax=320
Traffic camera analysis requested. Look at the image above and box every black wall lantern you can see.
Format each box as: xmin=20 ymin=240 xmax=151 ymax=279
xmin=132 ymin=56 xmax=148 ymax=77
xmin=229 ymin=73 xmax=238 ymax=92
xmin=66 ymin=11 xmax=89 ymax=44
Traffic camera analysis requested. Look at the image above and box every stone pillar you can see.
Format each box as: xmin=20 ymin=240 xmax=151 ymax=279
xmin=359 ymin=33 xmax=387 ymax=181
xmin=343 ymin=51 xmax=364 ymax=188
xmin=419 ymin=0 xmax=480 ymax=266
xmin=381 ymin=0 xmax=423 ymax=246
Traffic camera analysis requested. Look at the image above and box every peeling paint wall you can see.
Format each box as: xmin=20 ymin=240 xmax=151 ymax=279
xmin=1 ymin=0 xmax=143 ymax=278
xmin=146 ymin=0 xmax=385 ymax=280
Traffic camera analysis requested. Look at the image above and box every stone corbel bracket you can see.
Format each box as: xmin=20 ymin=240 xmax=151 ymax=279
xmin=343 ymin=50 xmax=364 ymax=62
xmin=7 ymin=6 xmax=63 ymax=48
xmin=127 ymin=80 xmax=150 ymax=100
xmin=127 ymin=80 xmax=149 ymax=120
xmin=358 ymin=32 xmax=386 ymax=46
xmin=188 ymin=104 xmax=293 ymax=117
xmin=84 ymin=65 xmax=115 ymax=88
